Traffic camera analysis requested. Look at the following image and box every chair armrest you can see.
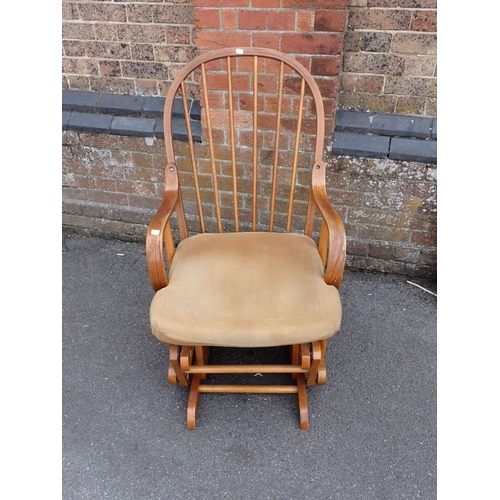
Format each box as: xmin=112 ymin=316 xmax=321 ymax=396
xmin=146 ymin=163 xmax=179 ymax=292
xmin=311 ymin=161 xmax=346 ymax=288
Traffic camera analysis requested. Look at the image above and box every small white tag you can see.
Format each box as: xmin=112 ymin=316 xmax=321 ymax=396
xmin=235 ymin=48 xmax=244 ymax=54
xmin=151 ymin=229 xmax=160 ymax=235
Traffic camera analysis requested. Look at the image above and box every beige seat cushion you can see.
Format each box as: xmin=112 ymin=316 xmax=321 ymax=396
xmin=150 ymin=232 xmax=342 ymax=348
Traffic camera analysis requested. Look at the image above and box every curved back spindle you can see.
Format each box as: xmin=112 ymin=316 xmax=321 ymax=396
xmin=162 ymin=47 xmax=326 ymax=238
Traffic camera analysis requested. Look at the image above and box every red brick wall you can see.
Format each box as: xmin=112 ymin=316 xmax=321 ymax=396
xmin=192 ymin=0 xmax=347 ymax=139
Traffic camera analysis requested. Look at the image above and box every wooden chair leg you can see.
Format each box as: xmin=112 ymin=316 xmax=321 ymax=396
xmin=195 ymin=346 xmax=210 ymax=380
xmin=168 ymin=344 xmax=188 ymax=387
xmin=180 ymin=345 xmax=194 ymax=372
xmin=317 ymin=339 xmax=327 ymax=385
xmin=186 ymin=346 xmax=210 ymax=429
xmin=174 ymin=343 xmax=324 ymax=430
xmin=306 ymin=341 xmax=322 ymax=386
xmin=296 ymin=375 xmax=309 ymax=430
xmin=187 ymin=373 xmax=202 ymax=430
xmin=167 ymin=363 xmax=177 ymax=384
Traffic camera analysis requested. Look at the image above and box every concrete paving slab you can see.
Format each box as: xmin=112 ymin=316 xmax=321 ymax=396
xmin=62 ymin=234 xmax=437 ymax=500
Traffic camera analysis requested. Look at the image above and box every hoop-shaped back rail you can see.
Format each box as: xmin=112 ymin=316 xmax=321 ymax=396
xmin=162 ymin=47 xmax=327 ymax=236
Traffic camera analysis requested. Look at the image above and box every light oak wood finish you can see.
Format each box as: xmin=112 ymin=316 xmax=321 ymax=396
xmin=174 ymin=342 xmax=323 ymax=430
xmin=146 ymin=47 xmax=346 ymax=430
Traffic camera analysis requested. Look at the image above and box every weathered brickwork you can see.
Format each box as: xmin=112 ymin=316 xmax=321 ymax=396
xmin=62 ymin=128 xmax=316 ymax=238
xmin=62 ymin=0 xmax=437 ymax=278
xmin=326 ymin=154 xmax=436 ymax=277
xmin=62 ymin=0 xmax=437 ymax=116
xmin=341 ymin=0 xmax=437 ymax=116
xmin=192 ymin=0 xmax=347 ymax=140
xmin=63 ymin=130 xmax=167 ymax=240
xmin=63 ymin=130 xmax=436 ymax=278
xmin=62 ymin=0 xmax=197 ymax=95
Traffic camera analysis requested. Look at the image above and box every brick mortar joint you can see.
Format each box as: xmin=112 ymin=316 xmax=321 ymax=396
xmin=344 ymin=29 xmax=437 ymax=35
xmin=348 ymin=7 xmax=437 ymax=11
xmin=348 ymin=241 xmax=436 ymax=253
xmin=63 ymin=197 xmax=158 ymax=215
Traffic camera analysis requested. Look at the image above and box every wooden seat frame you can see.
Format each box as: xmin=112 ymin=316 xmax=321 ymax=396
xmin=146 ymin=47 xmax=346 ymax=430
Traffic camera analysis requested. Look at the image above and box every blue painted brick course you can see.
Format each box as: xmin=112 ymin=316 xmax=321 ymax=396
xmin=68 ymin=112 xmax=113 ymax=134
xmin=389 ymin=138 xmax=437 ymax=164
xmin=62 ymin=90 xmax=99 ymax=112
xmin=110 ymin=116 xmax=156 ymax=137
xmin=372 ymin=114 xmax=432 ymax=139
xmin=143 ymin=96 xmax=165 ymax=118
xmin=333 ymin=132 xmax=390 ymax=159
xmin=98 ymin=94 xmax=144 ymax=116
xmin=62 ymin=91 xmax=438 ymax=163
xmin=190 ymin=120 xmax=202 ymax=142
xmin=332 ymin=108 xmax=438 ymax=163
xmin=335 ymin=110 xmax=371 ymax=134
xmin=62 ymin=111 xmax=71 ymax=130
xmin=431 ymin=119 xmax=437 ymax=140
xmin=156 ymin=118 xmax=202 ymax=142
xmin=190 ymin=100 xmax=201 ymax=120
xmin=172 ymin=99 xmax=185 ymax=118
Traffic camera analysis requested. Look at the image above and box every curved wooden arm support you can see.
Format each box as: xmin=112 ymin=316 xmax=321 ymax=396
xmin=311 ymin=161 xmax=346 ymax=289
xmin=146 ymin=163 xmax=179 ymax=292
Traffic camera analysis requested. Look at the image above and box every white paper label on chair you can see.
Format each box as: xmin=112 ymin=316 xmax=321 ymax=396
xmin=151 ymin=229 xmax=160 ymax=235
xmin=236 ymin=48 xmax=244 ymax=54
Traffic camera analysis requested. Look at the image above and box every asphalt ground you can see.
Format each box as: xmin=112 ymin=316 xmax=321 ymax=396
xmin=62 ymin=234 xmax=437 ymax=499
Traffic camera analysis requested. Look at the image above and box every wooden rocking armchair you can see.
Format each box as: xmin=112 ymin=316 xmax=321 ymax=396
xmin=146 ymin=47 xmax=346 ymax=430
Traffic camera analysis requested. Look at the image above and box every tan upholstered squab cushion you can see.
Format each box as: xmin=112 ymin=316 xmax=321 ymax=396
xmin=150 ymin=232 xmax=342 ymax=347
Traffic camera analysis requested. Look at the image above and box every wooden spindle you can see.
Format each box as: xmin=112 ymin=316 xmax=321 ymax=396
xmin=201 ymin=63 xmax=223 ymax=233
xmin=287 ymin=77 xmax=306 ymax=233
xmin=198 ymin=385 xmax=299 ymax=394
xmin=180 ymin=81 xmax=205 ymax=233
xmin=269 ymin=61 xmax=284 ymax=232
xmin=252 ymin=55 xmax=258 ymax=231
xmin=227 ymin=56 xmax=239 ymax=232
